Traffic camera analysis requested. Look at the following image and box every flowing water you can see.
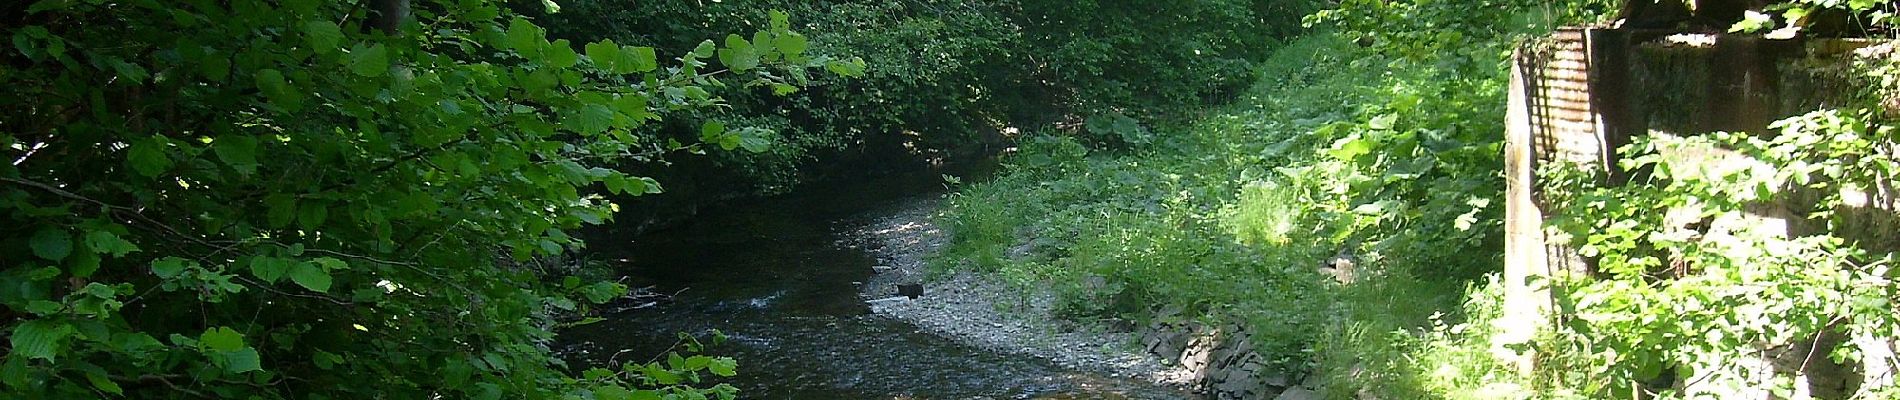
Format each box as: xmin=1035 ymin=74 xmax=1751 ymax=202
xmin=559 ymin=164 xmax=1187 ymax=399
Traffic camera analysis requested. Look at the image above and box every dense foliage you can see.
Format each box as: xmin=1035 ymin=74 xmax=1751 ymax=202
xmin=0 ymin=0 xmax=1308 ymax=398
xmin=941 ymin=0 xmax=1900 ymax=397
xmin=1528 ymin=32 xmax=1900 ymax=396
xmin=927 ymin=0 xmax=1877 ymax=398
xmin=518 ymin=0 xmax=1309 ymax=210
xmin=1 ymin=1 xmax=855 ymax=398
xmin=1539 ymin=109 xmax=1900 ymax=398
xmin=9 ymin=0 xmax=1898 ymax=398
xmin=939 ymin=0 xmax=1606 ymax=380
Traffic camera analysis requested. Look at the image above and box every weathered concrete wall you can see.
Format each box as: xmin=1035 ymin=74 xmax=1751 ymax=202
xmin=1503 ymin=30 xmax=1900 ymax=399
xmin=1630 ymin=35 xmax=1858 ymax=135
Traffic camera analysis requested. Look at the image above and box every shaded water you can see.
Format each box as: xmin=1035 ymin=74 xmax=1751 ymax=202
xmin=559 ymin=164 xmax=1185 ymax=399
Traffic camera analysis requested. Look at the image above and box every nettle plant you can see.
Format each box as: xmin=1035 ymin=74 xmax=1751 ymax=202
xmin=1 ymin=1 xmax=858 ymax=398
xmin=1539 ymin=109 xmax=1899 ymax=397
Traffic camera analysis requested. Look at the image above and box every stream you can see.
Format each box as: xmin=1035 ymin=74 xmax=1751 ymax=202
xmin=558 ymin=164 xmax=1187 ymax=399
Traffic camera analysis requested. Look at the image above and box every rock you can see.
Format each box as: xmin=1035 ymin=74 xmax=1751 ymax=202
xmin=1260 ymin=373 xmax=1289 ymax=388
xmin=1276 ymin=387 xmax=1322 ymax=400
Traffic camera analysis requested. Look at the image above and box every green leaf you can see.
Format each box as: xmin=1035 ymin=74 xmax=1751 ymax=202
xmin=298 ymin=201 xmax=328 ymax=231
xmin=644 ymin=365 xmax=681 ymax=385
xmin=481 ymin=352 xmax=510 ymax=372
xmin=213 ymin=135 xmax=260 ymax=175
xmin=253 ymin=68 xmax=303 ymax=111
xmin=25 ymin=301 xmax=61 ymax=315
xmin=626 ymin=46 xmax=657 ymax=73
xmin=564 ymin=104 xmax=614 ymax=135
xmin=579 ymin=281 xmax=625 ymax=304
xmin=265 ymin=195 xmax=296 ymax=228
xmin=774 ymin=33 xmax=808 ymax=56
xmin=110 ymin=332 xmax=162 ymax=353
xmin=125 ymin=138 xmax=171 ymax=177
xmin=29 ymin=228 xmax=71 ymax=261
xmin=1 ymin=354 xmax=29 ymax=389
xmin=151 ymin=258 xmax=190 ymax=279
xmin=68 ymin=250 xmax=99 ymax=278
xmin=474 ymin=383 xmax=503 ymax=400
xmin=1328 ymin=136 xmax=1372 ymax=161
xmin=1367 ymin=113 xmax=1397 ymax=130
xmin=349 ymin=43 xmax=389 ymax=77
xmin=823 ymin=58 xmax=866 ymax=78
xmin=603 ymin=176 xmax=631 ymax=195
xmin=690 ymin=40 xmax=717 ymax=58
xmin=717 ymin=35 xmax=758 ymax=72
xmin=770 ymin=83 xmax=797 ymax=96
xmin=200 ymin=326 xmax=245 ymax=352
xmin=707 ymin=357 xmax=737 ymax=377
xmin=312 ymin=257 xmax=347 ymax=271
xmin=585 ymin=39 xmax=620 ymax=71
xmin=613 ymin=94 xmax=652 ymax=124
xmin=667 ymin=352 xmax=686 ymax=370
xmin=313 ymin=350 xmax=344 ymax=370
xmin=288 ymin=262 xmax=332 ymax=293
xmin=642 ymin=177 xmax=663 ymax=194
xmin=249 ymin=256 xmax=292 ymax=283
xmin=84 ymin=230 xmax=139 ymax=257
xmin=506 ymin=17 xmax=543 ymax=53
xmin=684 ymin=355 xmax=711 ymax=370
xmin=302 ymin=20 xmax=343 ymax=53
xmin=595 ymin=386 xmax=635 ymax=400
xmin=1731 ymin=10 xmax=1776 ymax=33
xmin=522 ymin=69 xmax=557 ymax=95
xmin=11 ymin=319 xmax=73 ymax=362
xmin=220 ymin=348 xmax=262 ymax=373
xmin=84 ymin=370 xmax=122 ymax=395
xmin=769 ymin=10 xmax=792 ymax=31
xmin=104 ymin=58 xmax=149 ymax=83
xmin=547 ymin=39 xmax=578 ymax=68
xmin=699 ymin=121 xmax=726 ymax=142
xmin=736 ymin=128 xmax=772 ymax=153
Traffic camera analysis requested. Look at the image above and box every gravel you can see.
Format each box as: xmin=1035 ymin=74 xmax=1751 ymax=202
xmin=843 ymin=195 xmax=1194 ymax=387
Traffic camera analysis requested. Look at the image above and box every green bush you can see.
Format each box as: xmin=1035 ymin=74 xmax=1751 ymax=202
xmin=1 ymin=2 xmax=847 ymax=397
xmin=524 ymin=0 xmax=1317 ymax=203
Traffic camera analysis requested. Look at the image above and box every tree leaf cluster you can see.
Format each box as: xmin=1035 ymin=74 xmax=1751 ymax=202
xmin=0 ymin=1 xmax=841 ymax=397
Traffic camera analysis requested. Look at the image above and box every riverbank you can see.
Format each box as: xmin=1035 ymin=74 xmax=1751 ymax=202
xmin=565 ymin=166 xmax=1219 ymax=398
xmin=846 ymin=196 xmax=1200 ymax=390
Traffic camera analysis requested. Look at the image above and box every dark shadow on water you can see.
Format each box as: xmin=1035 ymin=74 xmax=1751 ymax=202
xmin=559 ymin=162 xmax=1187 ymax=399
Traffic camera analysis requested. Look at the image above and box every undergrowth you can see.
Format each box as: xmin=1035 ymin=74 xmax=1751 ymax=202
xmin=933 ymin=32 xmax=1525 ymax=397
xmin=936 ymin=0 xmax=1900 ymax=396
xmin=927 ymin=0 xmax=1634 ymax=394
